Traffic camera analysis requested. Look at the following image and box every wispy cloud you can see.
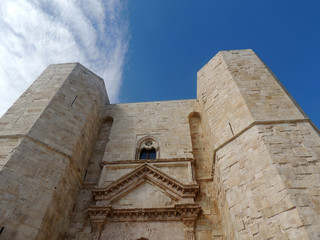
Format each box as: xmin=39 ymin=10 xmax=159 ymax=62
xmin=0 ymin=0 xmax=128 ymax=116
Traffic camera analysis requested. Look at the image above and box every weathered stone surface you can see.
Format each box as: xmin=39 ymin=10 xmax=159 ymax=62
xmin=1 ymin=49 xmax=319 ymax=240
xmin=102 ymin=100 xmax=196 ymax=161
xmin=198 ymin=49 xmax=320 ymax=240
xmin=0 ymin=63 xmax=108 ymax=239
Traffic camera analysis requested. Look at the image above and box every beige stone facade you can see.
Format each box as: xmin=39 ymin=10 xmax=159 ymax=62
xmin=0 ymin=49 xmax=319 ymax=240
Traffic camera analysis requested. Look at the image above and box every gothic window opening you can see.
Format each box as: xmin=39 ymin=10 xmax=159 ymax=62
xmin=140 ymin=148 xmax=156 ymax=159
xmin=136 ymin=137 xmax=159 ymax=159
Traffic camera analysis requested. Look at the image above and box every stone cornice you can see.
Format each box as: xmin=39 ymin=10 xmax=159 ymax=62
xmin=212 ymin=118 xmax=314 ymax=175
xmin=87 ymin=204 xmax=201 ymax=222
xmin=92 ymin=164 xmax=199 ymax=202
xmin=100 ymin=158 xmax=195 ymax=166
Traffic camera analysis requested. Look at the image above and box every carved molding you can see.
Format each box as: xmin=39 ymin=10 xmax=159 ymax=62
xmin=88 ymin=163 xmax=201 ymax=240
xmin=87 ymin=204 xmax=201 ymax=222
xmin=100 ymin=158 xmax=195 ymax=166
xmin=92 ymin=164 xmax=199 ymax=202
xmin=182 ymin=218 xmax=197 ymax=240
xmin=87 ymin=207 xmax=111 ymax=240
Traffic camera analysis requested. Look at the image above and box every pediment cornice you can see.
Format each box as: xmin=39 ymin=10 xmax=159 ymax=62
xmin=92 ymin=163 xmax=199 ymax=202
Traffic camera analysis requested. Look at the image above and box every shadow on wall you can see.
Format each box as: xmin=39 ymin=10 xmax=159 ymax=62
xmin=188 ymin=112 xmax=211 ymax=178
xmin=83 ymin=116 xmax=114 ymax=182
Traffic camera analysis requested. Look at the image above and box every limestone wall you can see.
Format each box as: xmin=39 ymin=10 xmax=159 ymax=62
xmin=197 ymin=49 xmax=306 ymax=150
xmin=2 ymin=49 xmax=318 ymax=240
xmin=214 ymin=121 xmax=320 ymax=239
xmin=259 ymin=122 xmax=320 ymax=239
xmin=198 ymin=49 xmax=320 ymax=239
xmin=84 ymin=117 xmax=114 ymax=183
xmin=0 ymin=63 xmax=108 ymax=239
xmin=97 ymin=100 xmax=224 ymax=239
xmin=65 ymin=100 xmax=199 ymax=239
xmin=65 ymin=98 xmax=225 ymax=240
xmin=103 ymin=100 xmax=196 ymax=161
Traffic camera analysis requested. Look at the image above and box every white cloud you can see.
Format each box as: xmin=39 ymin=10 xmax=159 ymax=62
xmin=0 ymin=0 xmax=128 ymax=116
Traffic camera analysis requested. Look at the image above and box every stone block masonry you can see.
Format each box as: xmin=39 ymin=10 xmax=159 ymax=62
xmin=0 ymin=63 xmax=108 ymax=239
xmin=1 ymin=49 xmax=320 ymax=240
xmin=198 ymin=49 xmax=320 ymax=239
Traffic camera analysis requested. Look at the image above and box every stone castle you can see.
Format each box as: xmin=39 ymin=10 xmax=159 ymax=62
xmin=0 ymin=49 xmax=320 ymax=240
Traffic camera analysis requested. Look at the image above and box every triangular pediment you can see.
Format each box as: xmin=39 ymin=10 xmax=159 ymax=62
xmin=92 ymin=164 xmax=199 ymax=203
xmin=111 ymin=181 xmax=177 ymax=209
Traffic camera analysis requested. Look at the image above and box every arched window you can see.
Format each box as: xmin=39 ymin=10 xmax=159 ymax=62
xmin=136 ymin=136 xmax=159 ymax=159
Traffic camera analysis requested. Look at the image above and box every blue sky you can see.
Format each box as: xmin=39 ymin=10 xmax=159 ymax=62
xmin=0 ymin=1 xmax=319 ymax=128
xmin=0 ymin=0 xmax=128 ymax=115
xmin=121 ymin=1 xmax=320 ymax=127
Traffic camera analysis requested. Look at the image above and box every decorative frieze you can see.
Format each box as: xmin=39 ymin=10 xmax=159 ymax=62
xmin=88 ymin=204 xmax=201 ymax=223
